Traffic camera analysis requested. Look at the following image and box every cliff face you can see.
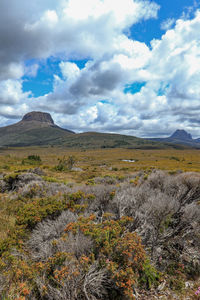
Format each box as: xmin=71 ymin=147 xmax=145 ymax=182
xmin=22 ymin=112 xmax=54 ymax=124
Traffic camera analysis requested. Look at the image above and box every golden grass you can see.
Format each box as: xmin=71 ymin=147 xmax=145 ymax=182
xmin=0 ymin=194 xmax=16 ymax=239
xmin=0 ymin=147 xmax=199 ymax=178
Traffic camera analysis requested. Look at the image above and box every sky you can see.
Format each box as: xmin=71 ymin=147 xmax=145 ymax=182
xmin=0 ymin=0 xmax=200 ymax=138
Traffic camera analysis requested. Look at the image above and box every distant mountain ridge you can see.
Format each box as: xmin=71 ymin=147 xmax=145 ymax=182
xmin=149 ymin=129 xmax=200 ymax=148
xmin=0 ymin=112 xmax=195 ymax=149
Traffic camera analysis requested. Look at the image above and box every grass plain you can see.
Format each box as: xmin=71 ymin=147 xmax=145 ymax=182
xmin=0 ymin=147 xmax=199 ymax=180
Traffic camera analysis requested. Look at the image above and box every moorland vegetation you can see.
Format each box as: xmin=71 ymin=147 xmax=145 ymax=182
xmin=0 ymin=147 xmax=199 ymax=299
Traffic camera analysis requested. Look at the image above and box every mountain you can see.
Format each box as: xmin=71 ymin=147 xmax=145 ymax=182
xmin=0 ymin=111 xmax=75 ymax=147
xmin=148 ymin=129 xmax=200 ymax=148
xmin=170 ymin=129 xmax=192 ymax=141
xmin=22 ymin=111 xmax=55 ymax=124
xmin=0 ymin=112 xmax=191 ymax=149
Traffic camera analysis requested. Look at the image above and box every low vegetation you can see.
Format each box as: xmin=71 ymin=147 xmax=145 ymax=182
xmin=0 ymin=147 xmax=199 ymax=299
xmin=55 ymin=155 xmax=76 ymax=171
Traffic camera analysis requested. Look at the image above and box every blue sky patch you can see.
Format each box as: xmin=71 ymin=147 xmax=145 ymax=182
xmin=157 ymin=83 xmax=170 ymax=96
xmin=124 ymin=82 xmax=146 ymax=94
xmin=130 ymin=0 xmax=199 ymax=47
xmin=23 ymin=58 xmax=89 ymax=97
xmin=71 ymin=59 xmax=89 ymax=70
xmin=99 ymin=100 xmax=110 ymax=104
xmin=23 ymin=58 xmax=62 ymax=97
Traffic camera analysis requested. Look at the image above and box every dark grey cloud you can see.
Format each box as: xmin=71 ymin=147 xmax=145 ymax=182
xmin=70 ymin=62 xmax=124 ymax=98
xmin=0 ymin=0 xmax=55 ymax=78
xmin=102 ymin=122 xmax=142 ymax=132
xmin=33 ymin=94 xmax=85 ymax=115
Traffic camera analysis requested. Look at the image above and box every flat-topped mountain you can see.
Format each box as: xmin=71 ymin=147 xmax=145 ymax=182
xmin=22 ymin=111 xmax=54 ymax=124
xmin=0 ymin=111 xmax=74 ymax=147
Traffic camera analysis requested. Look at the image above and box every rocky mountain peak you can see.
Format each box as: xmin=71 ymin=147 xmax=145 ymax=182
xmin=22 ymin=111 xmax=54 ymax=124
xmin=170 ymin=129 xmax=192 ymax=140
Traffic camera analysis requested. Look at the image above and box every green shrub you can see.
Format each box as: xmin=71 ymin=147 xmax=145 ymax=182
xmin=2 ymin=165 xmax=10 ymax=170
xmin=167 ymin=263 xmax=186 ymax=292
xmin=170 ymin=156 xmax=180 ymax=161
xmin=55 ymin=155 xmax=76 ymax=171
xmin=16 ymin=194 xmax=87 ymax=229
xmin=86 ymin=178 xmax=95 ymax=185
xmin=27 ymin=155 xmax=41 ymax=161
xmin=139 ymin=260 xmax=160 ymax=289
xmin=22 ymin=155 xmax=42 ymax=165
xmin=43 ymin=176 xmax=59 ymax=183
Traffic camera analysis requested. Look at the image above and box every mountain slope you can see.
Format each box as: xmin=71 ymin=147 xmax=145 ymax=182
xmin=58 ymin=131 xmax=188 ymax=149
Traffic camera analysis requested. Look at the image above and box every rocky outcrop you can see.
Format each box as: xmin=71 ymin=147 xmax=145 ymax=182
xmin=22 ymin=111 xmax=54 ymax=124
